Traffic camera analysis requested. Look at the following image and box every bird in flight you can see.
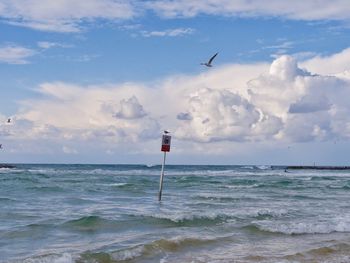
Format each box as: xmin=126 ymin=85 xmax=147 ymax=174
xmin=201 ymin=52 xmax=218 ymax=67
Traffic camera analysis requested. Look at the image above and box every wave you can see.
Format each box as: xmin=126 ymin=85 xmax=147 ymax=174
xmin=131 ymin=207 xmax=287 ymax=226
xmin=0 ymin=197 xmax=16 ymax=202
xmin=281 ymin=243 xmax=350 ymax=263
xmin=62 ymin=215 xmax=123 ymax=232
xmin=109 ymin=182 xmax=130 ymax=187
xmin=132 ymin=211 xmax=235 ymax=226
xmin=222 ymin=183 xmax=261 ymax=189
xmin=0 ymin=175 xmax=40 ymax=183
xmin=27 ymin=185 xmax=65 ymax=192
xmin=193 ymin=193 xmax=244 ymax=202
xmin=87 ymin=236 xmax=219 ymax=262
xmin=327 ymin=184 xmax=350 ymax=190
xmin=250 ymin=217 xmax=350 ymax=235
xmin=256 ymin=165 xmax=272 ymax=170
xmin=0 ymin=164 xmax=289 ymax=180
xmin=0 ymin=167 xmax=12 ymax=172
xmin=240 ymin=165 xmax=255 ymax=170
xmin=19 ymin=253 xmax=73 ymax=263
xmin=145 ymin=164 xmax=158 ymax=168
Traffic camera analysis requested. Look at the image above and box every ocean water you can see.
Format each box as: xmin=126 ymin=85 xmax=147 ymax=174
xmin=1 ymin=164 xmax=350 ymax=263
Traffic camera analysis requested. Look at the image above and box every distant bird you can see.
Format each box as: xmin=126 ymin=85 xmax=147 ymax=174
xmin=7 ymin=118 xmax=11 ymax=123
xmin=163 ymin=130 xmax=170 ymax=134
xmin=201 ymin=52 xmax=218 ymax=67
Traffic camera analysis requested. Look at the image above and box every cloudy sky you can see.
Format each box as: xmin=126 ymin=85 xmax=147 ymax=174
xmin=2 ymin=0 xmax=350 ymax=165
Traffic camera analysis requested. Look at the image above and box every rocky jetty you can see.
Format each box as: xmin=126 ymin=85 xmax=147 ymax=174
xmin=0 ymin=164 xmax=15 ymax=168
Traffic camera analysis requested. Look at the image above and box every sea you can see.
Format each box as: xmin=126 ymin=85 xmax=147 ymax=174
xmin=1 ymin=164 xmax=350 ymax=263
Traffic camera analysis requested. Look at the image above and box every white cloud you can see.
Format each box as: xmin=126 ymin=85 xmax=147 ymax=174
xmin=16 ymin=82 xmax=161 ymax=143
xmin=269 ymin=55 xmax=309 ymax=80
xmin=5 ymin=47 xmax=350 ymax=157
xmin=62 ymin=146 xmax=78 ymax=154
xmin=7 ymin=20 xmax=81 ymax=33
xmin=247 ymin=55 xmax=350 ymax=142
xmin=37 ymin=41 xmax=71 ymax=49
xmin=141 ymin=27 xmax=195 ymax=37
xmin=175 ymin=87 xmax=272 ymax=142
xmin=3 ymin=1 xmax=350 ymax=34
xmin=177 ymin=112 xmax=192 ymax=121
xmin=301 ymin=48 xmax=350 ymax=75
xmin=0 ymin=0 xmax=135 ymax=32
xmin=115 ymin=96 xmax=147 ymax=119
xmin=289 ymin=95 xmax=331 ymax=114
xmin=146 ymin=0 xmax=350 ymax=21
xmin=0 ymin=44 xmax=36 ymax=64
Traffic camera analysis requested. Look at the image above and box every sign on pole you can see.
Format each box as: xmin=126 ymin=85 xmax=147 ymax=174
xmin=161 ymin=135 xmax=171 ymax=152
xmin=158 ymin=133 xmax=171 ymax=201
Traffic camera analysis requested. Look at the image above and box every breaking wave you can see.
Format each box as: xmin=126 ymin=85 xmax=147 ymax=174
xmin=80 ymin=236 xmax=219 ymax=262
xmin=251 ymin=217 xmax=350 ymax=235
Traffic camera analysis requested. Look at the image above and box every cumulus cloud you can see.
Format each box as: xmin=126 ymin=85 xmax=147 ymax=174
xmin=177 ymin=112 xmax=192 ymax=120
xmin=247 ymin=55 xmax=350 ymax=142
xmin=62 ymin=146 xmax=78 ymax=154
xmin=170 ymin=53 xmax=350 ymax=143
xmin=0 ymin=44 xmax=36 ymax=64
xmin=175 ymin=88 xmax=263 ymax=142
xmin=5 ymin=48 xmax=350 ymax=157
xmin=301 ymin=48 xmax=350 ymax=75
xmin=115 ymin=96 xmax=147 ymax=119
xmin=289 ymin=95 xmax=331 ymax=113
xmin=269 ymin=55 xmax=310 ymax=80
xmin=16 ymin=82 xmax=161 ymax=143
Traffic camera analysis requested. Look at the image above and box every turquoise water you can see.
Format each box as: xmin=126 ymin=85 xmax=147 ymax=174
xmin=1 ymin=164 xmax=350 ymax=262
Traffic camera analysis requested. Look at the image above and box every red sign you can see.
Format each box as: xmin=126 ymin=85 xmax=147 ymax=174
xmin=161 ymin=135 xmax=171 ymax=152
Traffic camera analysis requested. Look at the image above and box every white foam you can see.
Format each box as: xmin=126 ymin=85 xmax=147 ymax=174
xmin=241 ymin=165 xmax=255 ymax=169
xmin=22 ymin=253 xmax=73 ymax=263
xmin=111 ymin=245 xmax=144 ymax=261
xmin=256 ymin=215 xmax=350 ymax=234
xmin=223 ymin=183 xmax=260 ymax=189
xmin=134 ymin=209 xmax=232 ymax=223
xmin=109 ymin=183 xmax=128 ymax=187
xmin=145 ymin=164 xmax=157 ymax=168
xmin=256 ymin=165 xmax=271 ymax=170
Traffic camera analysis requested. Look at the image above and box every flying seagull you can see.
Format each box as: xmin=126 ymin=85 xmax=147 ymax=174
xmin=201 ymin=52 xmax=218 ymax=67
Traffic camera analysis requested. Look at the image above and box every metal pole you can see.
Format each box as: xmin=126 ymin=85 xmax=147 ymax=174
xmin=158 ymin=151 xmax=167 ymax=201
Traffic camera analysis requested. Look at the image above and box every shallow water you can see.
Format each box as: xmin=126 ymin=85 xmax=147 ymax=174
xmin=0 ymin=164 xmax=350 ymax=262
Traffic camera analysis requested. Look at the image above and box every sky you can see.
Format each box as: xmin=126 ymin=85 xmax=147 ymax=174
xmin=2 ymin=0 xmax=350 ymax=165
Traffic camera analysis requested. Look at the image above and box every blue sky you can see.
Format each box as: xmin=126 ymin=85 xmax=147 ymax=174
xmin=2 ymin=0 xmax=350 ymax=165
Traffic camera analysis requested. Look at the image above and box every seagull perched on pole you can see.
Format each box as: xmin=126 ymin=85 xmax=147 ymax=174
xmin=201 ymin=52 xmax=218 ymax=67
xmin=163 ymin=130 xmax=170 ymax=134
